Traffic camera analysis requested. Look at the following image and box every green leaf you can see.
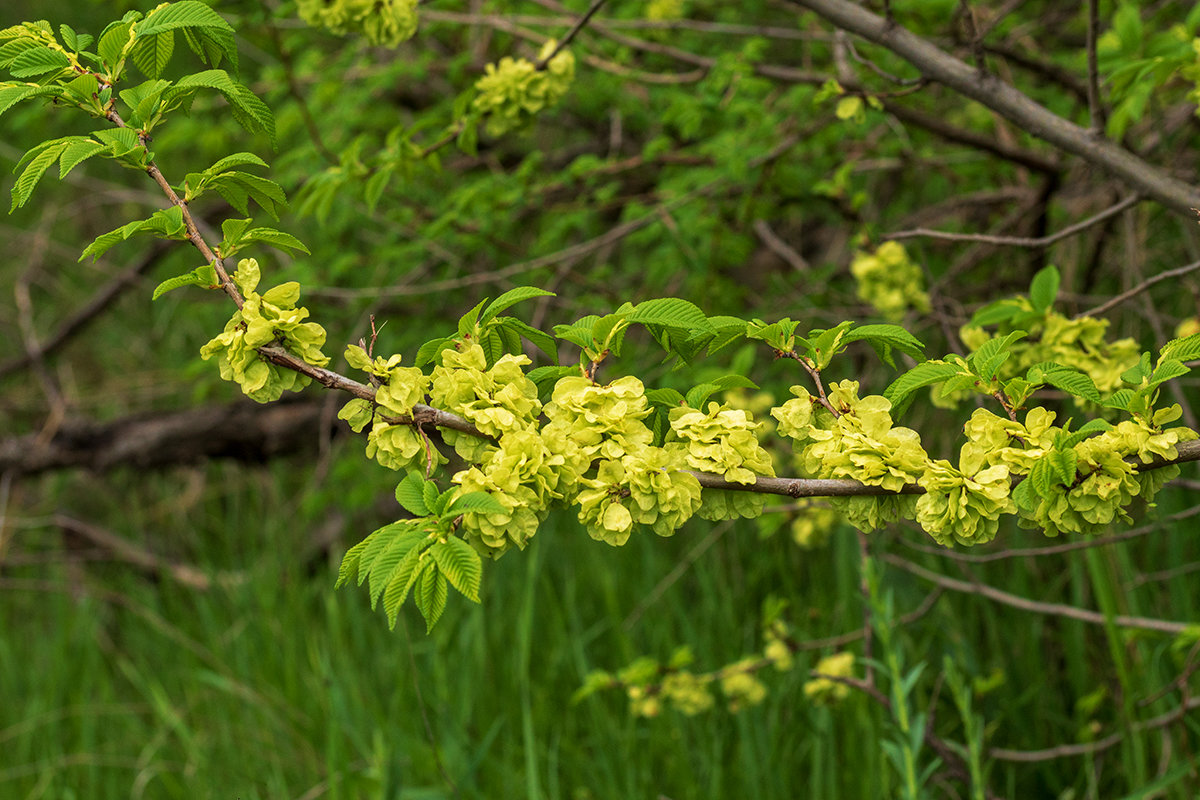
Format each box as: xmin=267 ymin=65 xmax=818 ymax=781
xmin=882 ymin=360 xmax=963 ymax=409
xmin=1121 ymin=352 xmax=1153 ymax=384
xmin=445 ymin=491 xmax=508 ymax=517
xmin=1030 ymin=459 xmax=1054 ymax=499
xmin=843 ymin=323 xmax=926 ymax=362
xmin=205 ymin=151 xmax=269 ymax=175
xmin=499 ymin=317 xmax=558 ymax=363
xmin=415 ymin=337 xmax=455 ymax=367
xmin=627 ymin=297 xmax=712 ymax=331
xmin=11 ymin=140 xmax=71 ymax=212
xmin=480 ymin=286 xmax=554 ymax=323
xmin=369 ymin=529 xmax=426 ymax=608
xmin=134 ymin=1 xmax=237 ymax=68
xmin=415 ymin=566 xmax=448 ymax=633
xmin=97 ymin=20 xmax=134 ymax=73
xmin=335 ymin=535 xmax=372 ymax=589
xmin=0 ymin=85 xmax=63 ymax=119
xmin=971 ymin=331 xmax=1027 ymax=381
xmin=1159 ymin=333 xmax=1200 ymax=365
xmin=967 ymin=298 xmax=1026 ymax=328
xmin=645 ymin=387 xmax=686 ymax=408
xmin=56 ymin=138 xmax=106 ymax=179
xmin=395 ymin=472 xmax=431 ymax=517
xmin=1102 ymin=388 xmax=1135 ymax=411
xmin=152 ymin=264 xmax=216 ymax=300
xmin=239 ymin=227 xmax=310 ymax=256
xmin=383 ymin=546 xmax=429 ymax=628
xmin=684 ymin=383 xmax=721 ymax=409
xmin=1149 ymin=358 xmax=1190 ymax=388
xmin=421 ymin=480 xmax=440 ymax=515
xmin=527 ymin=365 xmax=579 ymax=393
xmin=430 ymin=537 xmax=483 ymax=603
xmin=1011 ymin=475 xmax=1036 ymax=513
xmin=9 ymin=46 xmax=70 ymax=78
xmin=1028 ymin=265 xmax=1060 ymax=313
xmin=1030 ymin=365 xmax=1101 ymax=403
xmin=1046 ymin=448 xmax=1077 ymax=488
xmin=131 ymin=30 xmax=174 ymax=78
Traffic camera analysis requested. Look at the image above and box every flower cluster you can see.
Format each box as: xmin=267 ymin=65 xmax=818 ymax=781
xmin=472 ymin=40 xmax=576 ymax=137
xmin=199 ymin=259 xmax=329 ymax=402
xmin=667 ymin=402 xmax=775 ymax=520
xmin=296 ymin=0 xmax=418 ymax=47
xmin=850 ymin=241 xmax=931 ymax=322
xmin=804 ymin=652 xmax=855 ymax=705
xmin=429 ymin=343 xmax=542 ymax=462
xmin=338 ymin=344 xmax=437 ymax=472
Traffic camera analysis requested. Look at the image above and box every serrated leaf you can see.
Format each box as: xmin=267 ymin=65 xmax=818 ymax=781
xmin=627 ymin=297 xmax=712 ymax=332
xmin=415 ymin=337 xmax=454 ymax=367
xmin=0 ymin=85 xmax=63 ymax=119
xmin=97 ymin=21 xmax=133 ymax=73
xmin=843 ymin=323 xmax=926 ymax=361
xmin=480 ymin=286 xmax=554 ymax=323
xmin=131 ymin=30 xmax=174 ymax=78
xmin=1011 ymin=476 xmax=1037 ymax=513
xmin=152 ymin=264 xmax=216 ymax=300
xmin=416 ymin=567 xmax=448 ymax=633
xmin=1102 ymin=388 xmax=1135 ymax=411
xmin=9 ymin=46 xmax=69 ymax=78
xmin=368 ymin=529 xmax=425 ymax=608
xmin=527 ymin=365 xmax=580 ymax=393
xmin=356 ymin=522 xmax=404 ymax=586
xmin=395 ymin=472 xmax=431 ymax=517
xmin=1149 ymin=358 xmax=1190 ymax=388
xmin=59 ymin=23 xmax=78 ymax=51
xmin=967 ymin=298 xmax=1026 ymax=328
xmin=241 ymin=227 xmax=310 ymax=256
xmin=57 ymin=138 xmax=106 ymax=179
xmin=1028 ymin=265 xmax=1060 ymax=313
xmin=1030 ymin=460 xmax=1054 ymax=499
xmin=457 ymin=297 xmax=488 ymax=339
xmin=421 ymin=480 xmax=440 ymax=514
xmin=445 ymin=491 xmax=508 ymax=517
xmin=882 ymin=360 xmax=963 ymax=408
xmin=645 ymin=387 xmax=686 ymax=408
xmin=500 ymin=317 xmax=557 ymax=362
xmin=684 ymin=383 xmax=721 ymax=409
xmin=1045 ymin=368 xmax=1101 ymax=403
xmin=1159 ymin=333 xmax=1200 ymax=365
xmin=1046 ymin=448 xmax=1077 ymax=488
xmin=335 ymin=535 xmax=372 ymax=589
xmin=134 ymin=1 xmax=236 ymax=70
xmin=11 ymin=140 xmax=70 ymax=211
xmin=205 ymin=151 xmax=268 ymax=175
xmin=971 ymin=331 xmax=1027 ymax=381
xmin=383 ymin=546 xmax=429 ymax=628
xmin=1121 ymin=352 xmax=1153 ymax=384
xmin=430 ymin=538 xmax=482 ymax=603
xmin=553 ymin=322 xmax=595 ymax=350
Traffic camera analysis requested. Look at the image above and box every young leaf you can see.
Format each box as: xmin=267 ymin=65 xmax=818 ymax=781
xmin=131 ymin=30 xmax=174 ymax=78
xmin=430 ymin=537 xmax=483 ymax=602
xmin=369 ymin=529 xmax=425 ymax=608
xmin=499 ymin=317 xmax=558 ymax=362
xmin=415 ymin=337 xmax=455 ymax=367
xmin=1034 ymin=366 xmax=1101 ymax=404
xmin=152 ymin=264 xmax=217 ymax=300
xmin=445 ymin=492 xmax=508 ymax=517
xmin=205 ymin=151 xmax=269 ymax=175
xmin=971 ymin=331 xmax=1027 ymax=381
xmin=335 ymin=535 xmax=373 ymax=589
xmin=134 ymin=1 xmax=237 ymax=69
xmin=627 ymin=297 xmax=711 ymax=332
xmin=9 ymin=46 xmax=70 ymax=78
xmin=395 ymin=472 xmax=431 ymax=517
xmin=457 ymin=297 xmax=488 ymax=339
xmin=383 ymin=547 xmax=429 ymax=627
xmin=416 ymin=566 xmax=448 ymax=633
xmin=1028 ymin=265 xmax=1060 ymax=313
xmin=421 ymin=479 xmax=441 ymax=516
xmin=882 ymin=360 xmax=963 ymax=409
xmin=527 ymin=365 xmax=579 ymax=394
xmin=480 ymin=286 xmax=554 ymax=323
xmin=843 ymin=323 xmax=926 ymax=361
xmin=1148 ymin=358 xmax=1190 ymax=389
xmin=1045 ymin=448 xmax=1077 ymax=488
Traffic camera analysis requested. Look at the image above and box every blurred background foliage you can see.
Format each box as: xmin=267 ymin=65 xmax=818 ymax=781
xmin=2 ymin=0 xmax=1200 ymax=797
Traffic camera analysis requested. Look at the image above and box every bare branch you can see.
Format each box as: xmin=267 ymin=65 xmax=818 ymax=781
xmin=885 ymin=194 xmax=1141 ymax=248
xmin=788 ymin=0 xmax=1200 ymax=216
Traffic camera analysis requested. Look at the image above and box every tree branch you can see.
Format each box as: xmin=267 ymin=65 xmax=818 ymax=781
xmin=788 ymin=0 xmax=1200 ymax=216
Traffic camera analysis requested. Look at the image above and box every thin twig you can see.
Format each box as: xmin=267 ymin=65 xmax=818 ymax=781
xmin=1085 ymin=0 xmax=1104 ymax=133
xmin=1078 ymin=257 xmax=1200 ymax=318
xmin=885 ymin=194 xmax=1141 ymax=248
xmin=883 ymin=552 xmax=1194 ymax=635
xmin=535 ymin=0 xmax=610 ymax=68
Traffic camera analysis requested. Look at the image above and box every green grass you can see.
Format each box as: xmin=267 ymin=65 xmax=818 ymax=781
xmin=2 ymin=451 xmax=1199 ymax=798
